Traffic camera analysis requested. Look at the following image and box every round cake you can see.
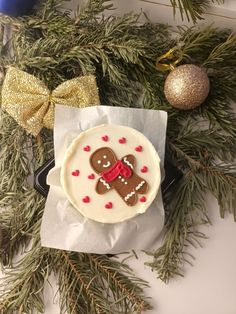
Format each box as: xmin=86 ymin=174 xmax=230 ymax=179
xmin=61 ymin=124 xmax=161 ymax=223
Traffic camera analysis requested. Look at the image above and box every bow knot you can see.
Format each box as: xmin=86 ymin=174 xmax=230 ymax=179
xmin=102 ymin=160 xmax=132 ymax=183
xmin=1 ymin=67 xmax=100 ymax=136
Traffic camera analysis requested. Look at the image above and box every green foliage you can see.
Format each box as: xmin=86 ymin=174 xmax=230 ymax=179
xmin=146 ymin=172 xmax=208 ymax=282
xmin=170 ymin=0 xmax=224 ymax=23
xmin=57 ymin=252 xmax=151 ymax=314
xmin=0 ymin=0 xmax=236 ymax=311
xmin=0 ymin=235 xmax=52 ymax=313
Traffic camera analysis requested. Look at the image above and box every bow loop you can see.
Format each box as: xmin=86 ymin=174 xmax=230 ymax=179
xmin=1 ymin=67 xmax=100 ymax=136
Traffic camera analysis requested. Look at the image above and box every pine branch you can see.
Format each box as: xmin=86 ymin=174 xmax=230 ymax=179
xmin=197 ymin=94 xmax=236 ymax=137
xmin=0 ymin=224 xmax=10 ymax=265
xmin=209 ymin=70 xmax=236 ymax=103
xmin=150 ymin=143 xmax=236 ymax=279
xmin=76 ymin=0 xmax=114 ymax=24
xmin=56 ymin=252 xmax=151 ymax=314
xmin=0 ymin=112 xmax=30 ymax=193
xmin=0 ymin=189 xmax=45 ymax=266
xmin=146 ymin=173 xmax=208 ymax=283
xmin=0 ymin=111 xmax=53 ymax=265
xmin=0 ymin=233 xmax=52 ymax=314
xmin=203 ymin=33 xmax=236 ymax=69
xmin=147 ymin=130 xmax=236 ymax=281
xmin=169 ymin=138 xmax=236 ymax=215
xmin=199 ymin=164 xmax=236 ymax=219
xmin=60 ymin=251 xmax=109 ymax=314
xmin=179 ymin=26 xmax=231 ymax=63
xmin=168 ymin=120 xmax=236 ymax=163
xmin=170 ymin=0 xmax=224 ymax=23
xmin=89 ymin=254 xmax=151 ymax=312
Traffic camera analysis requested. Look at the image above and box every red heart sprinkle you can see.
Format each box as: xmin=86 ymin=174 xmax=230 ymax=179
xmin=105 ymin=202 xmax=113 ymax=209
xmin=119 ymin=137 xmax=126 ymax=144
xmin=141 ymin=166 xmax=148 ymax=173
xmin=83 ymin=145 xmax=91 ymax=152
xmin=82 ymin=196 xmax=90 ymax=203
xmin=72 ymin=169 xmax=80 ymax=176
xmin=88 ymin=174 xmax=95 ymax=179
xmin=140 ymin=196 xmax=146 ymax=203
xmin=102 ymin=135 xmax=109 ymax=142
xmin=135 ymin=145 xmax=143 ymax=152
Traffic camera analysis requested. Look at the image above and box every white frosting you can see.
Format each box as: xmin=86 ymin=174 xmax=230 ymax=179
xmin=60 ymin=124 xmax=161 ymax=223
xmin=100 ymin=178 xmax=111 ymax=190
xmin=123 ymin=157 xmax=133 ymax=169
xmin=135 ymin=181 xmax=145 ymax=191
xmin=124 ymin=191 xmax=136 ymax=201
xmin=102 ymin=161 xmax=111 ymax=168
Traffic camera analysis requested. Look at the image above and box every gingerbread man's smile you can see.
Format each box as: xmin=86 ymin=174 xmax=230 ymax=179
xmin=96 ymin=155 xmax=111 ymax=169
xmin=103 ymin=161 xmax=111 ymax=168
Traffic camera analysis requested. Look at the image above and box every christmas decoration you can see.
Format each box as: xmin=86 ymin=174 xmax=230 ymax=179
xmin=2 ymin=67 xmax=100 ymax=136
xmin=164 ymin=64 xmax=210 ymax=110
xmin=0 ymin=0 xmax=235 ymax=313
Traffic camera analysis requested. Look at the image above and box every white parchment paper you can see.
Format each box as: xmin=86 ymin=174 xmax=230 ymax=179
xmin=40 ymin=105 xmax=167 ymax=254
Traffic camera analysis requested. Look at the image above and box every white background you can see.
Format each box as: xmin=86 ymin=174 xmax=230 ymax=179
xmin=2 ymin=1 xmax=236 ymax=314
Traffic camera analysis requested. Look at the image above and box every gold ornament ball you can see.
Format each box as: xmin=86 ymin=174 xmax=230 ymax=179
xmin=164 ymin=64 xmax=210 ymax=110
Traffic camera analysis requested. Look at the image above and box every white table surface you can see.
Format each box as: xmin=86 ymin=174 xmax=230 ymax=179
xmin=42 ymin=193 xmax=236 ymax=314
xmin=1 ymin=1 xmax=236 ymax=314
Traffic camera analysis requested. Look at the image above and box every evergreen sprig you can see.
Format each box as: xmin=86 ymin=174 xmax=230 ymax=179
xmin=0 ymin=234 xmax=52 ymax=314
xmin=57 ymin=252 xmax=151 ymax=314
xmin=0 ymin=0 xmax=236 ymax=311
xmin=170 ymin=0 xmax=224 ymax=23
xmin=146 ymin=172 xmax=208 ymax=282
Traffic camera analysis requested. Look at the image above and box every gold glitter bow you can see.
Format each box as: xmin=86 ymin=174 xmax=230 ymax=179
xmin=1 ymin=67 xmax=100 ymax=136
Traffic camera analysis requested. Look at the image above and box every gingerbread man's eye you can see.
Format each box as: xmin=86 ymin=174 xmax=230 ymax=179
xmin=97 ymin=160 xmax=101 ymax=164
xmin=103 ymin=155 xmax=107 ymax=159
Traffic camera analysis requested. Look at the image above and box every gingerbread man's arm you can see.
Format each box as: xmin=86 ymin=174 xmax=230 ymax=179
xmin=122 ymin=154 xmax=136 ymax=170
xmin=96 ymin=178 xmax=113 ymax=194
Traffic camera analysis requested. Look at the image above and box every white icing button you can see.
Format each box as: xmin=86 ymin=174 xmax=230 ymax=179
xmin=125 ymin=182 xmax=128 ymax=185
xmin=118 ymin=176 xmax=121 ymax=179
xmin=121 ymin=178 xmax=125 ymax=182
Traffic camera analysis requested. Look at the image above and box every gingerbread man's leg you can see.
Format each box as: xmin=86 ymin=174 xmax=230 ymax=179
xmin=129 ymin=174 xmax=148 ymax=195
xmin=113 ymin=178 xmax=138 ymax=206
xmin=122 ymin=188 xmax=138 ymax=206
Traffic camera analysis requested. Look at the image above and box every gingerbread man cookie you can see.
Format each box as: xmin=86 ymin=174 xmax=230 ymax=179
xmin=90 ymin=147 xmax=148 ymax=206
xmin=60 ymin=124 xmax=160 ymax=223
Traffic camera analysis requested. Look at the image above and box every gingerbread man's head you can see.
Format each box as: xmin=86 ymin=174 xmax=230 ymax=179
xmin=90 ymin=147 xmax=117 ymax=174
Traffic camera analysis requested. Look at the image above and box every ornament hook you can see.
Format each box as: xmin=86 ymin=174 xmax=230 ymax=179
xmin=156 ymin=47 xmax=183 ymax=72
